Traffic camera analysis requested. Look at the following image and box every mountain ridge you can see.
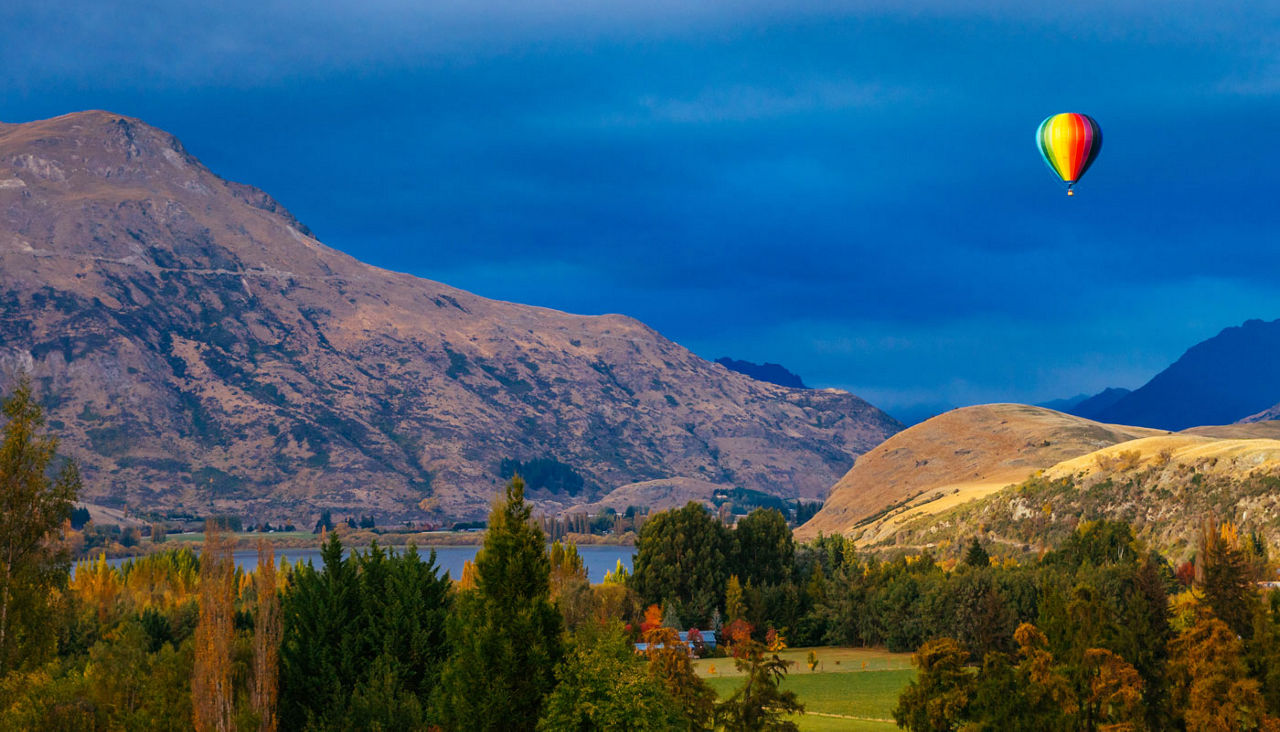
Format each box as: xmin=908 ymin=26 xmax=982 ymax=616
xmin=1092 ymin=318 xmax=1280 ymax=429
xmin=0 ymin=110 xmax=902 ymax=523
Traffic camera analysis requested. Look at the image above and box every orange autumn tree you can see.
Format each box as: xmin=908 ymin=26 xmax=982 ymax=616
xmin=192 ymin=521 xmax=235 ymax=732
xmin=1168 ymin=612 xmax=1273 ymax=730
xmin=640 ymin=603 xmax=663 ymax=634
xmin=252 ymin=542 xmax=281 ymax=732
xmin=724 ymin=617 xmax=754 ymax=658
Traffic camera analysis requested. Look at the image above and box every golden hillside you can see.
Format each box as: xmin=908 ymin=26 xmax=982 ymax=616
xmin=882 ymin=430 xmax=1280 ymax=555
xmin=794 ymin=404 xmax=1160 ymax=542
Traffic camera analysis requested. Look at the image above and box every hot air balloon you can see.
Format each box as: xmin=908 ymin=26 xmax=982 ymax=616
xmin=1036 ymin=113 xmax=1102 ymax=196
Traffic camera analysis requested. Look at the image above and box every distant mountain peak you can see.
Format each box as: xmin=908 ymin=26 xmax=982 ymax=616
xmin=1092 ymin=318 xmax=1280 ymax=430
xmin=714 ymin=358 xmax=807 ymax=389
xmin=1067 ymin=387 xmax=1132 ymax=420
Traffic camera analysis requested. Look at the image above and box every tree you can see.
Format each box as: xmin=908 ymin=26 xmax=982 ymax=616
xmin=1168 ymin=612 xmax=1272 ymax=730
xmin=433 ymin=477 xmax=562 ymax=731
xmin=538 ymin=624 xmax=685 ymax=731
xmin=1197 ymin=518 xmax=1257 ymax=638
xmin=733 ymin=508 xmax=794 ymax=587
xmin=278 ymin=534 xmax=451 ymax=729
xmin=252 ymin=543 xmax=280 ymax=732
xmin=1081 ymin=648 xmax=1145 ymax=730
xmin=894 ymin=638 xmax=974 ymax=731
xmin=947 ymin=568 xmax=1012 ymax=659
xmin=630 ymin=502 xmax=732 ymax=625
xmin=1047 ymin=520 xmax=1137 ymax=569
xmin=279 ymin=531 xmax=357 ymax=728
xmin=1247 ymin=592 xmax=1280 ymax=717
xmin=0 ymin=376 xmax=79 ymax=677
xmin=549 ymin=541 xmax=593 ymax=631
xmin=963 ymin=538 xmax=991 ymax=568
xmin=1123 ymin=553 xmax=1174 ymax=730
xmin=192 ymin=521 xmax=235 ymax=732
xmin=715 ymin=638 xmax=803 ymax=731
xmin=643 ymin=625 xmax=715 ymax=728
xmin=725 ymin=574 xmax=746 ymax=623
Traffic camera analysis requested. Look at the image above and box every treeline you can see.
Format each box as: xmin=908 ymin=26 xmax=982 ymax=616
xmin=892 ymin=522 xmax=1280 ymax=730
xmin=0 ymin=379 xmax=801 ymax=730
xmin=8 ymin=373 xmax=1280 ymax=729
xmin=626 ymin=499 xmax=1280 ymax=729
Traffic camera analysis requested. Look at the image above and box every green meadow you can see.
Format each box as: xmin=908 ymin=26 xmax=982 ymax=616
xmin=697 ymin=647 xmax=915 ymax=730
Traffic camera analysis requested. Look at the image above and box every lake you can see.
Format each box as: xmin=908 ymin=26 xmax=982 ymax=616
xmin=96 ymin=544 xmax=634 ymax=583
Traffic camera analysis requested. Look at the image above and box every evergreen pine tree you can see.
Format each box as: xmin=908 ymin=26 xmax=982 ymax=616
xmin=433 ymin=477 xmax=563 ymax=731
xmin=278 ymin=532 xmax=357 ymax=728
xmin=964 ymin=538 xmax=991 ymax=568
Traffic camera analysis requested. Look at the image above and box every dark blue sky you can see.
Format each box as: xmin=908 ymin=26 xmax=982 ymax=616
xmin=4 ymin=1 xmax=1277 ymax=422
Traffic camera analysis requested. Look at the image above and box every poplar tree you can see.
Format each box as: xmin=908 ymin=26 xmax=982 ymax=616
xmin=0 ymin=376 xmax=79 ymax=678
xmin=433 ymin=477 xmax=563 ymax=731
xmin=192 ymin=522 xmax=235 ymax=732
xmin=252 ymin=542 xmax=281 ymax=732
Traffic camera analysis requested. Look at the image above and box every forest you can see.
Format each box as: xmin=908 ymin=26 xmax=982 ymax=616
xmin=4 ymin=377 xmax=1280 ymax=731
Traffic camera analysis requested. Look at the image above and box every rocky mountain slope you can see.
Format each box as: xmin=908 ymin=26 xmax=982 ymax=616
xmin=794 ymin=404 xmax=1160 ymax=542
xmin=0 ymin=111 xmax=901 ymax=523
xmin=1092 ymin=319 xmax=1280 ymax=430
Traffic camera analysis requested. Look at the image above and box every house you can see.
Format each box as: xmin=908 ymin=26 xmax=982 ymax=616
xmin=634 ymin=630 xmax=717 ymax=654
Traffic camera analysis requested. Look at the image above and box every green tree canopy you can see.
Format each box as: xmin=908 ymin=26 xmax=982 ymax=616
xmin=279 ymin=533 xmax=451 ymax=730
xmin=433 ymin=477 xmax=563 ymax=731
xmin=732 ymin=508 xmax=794 ymax=588
xmin=630 ymin=502 xmax=732 ymax=625
xmin=0 ymin=376 xmax=80 ymax=677
xmin=894 ymin=637 xmax=974 ymax=731
xmin=537 ymin=623 xmax=685 ymax=731
xmin=963 ymin=538 xmax=991 ymax=568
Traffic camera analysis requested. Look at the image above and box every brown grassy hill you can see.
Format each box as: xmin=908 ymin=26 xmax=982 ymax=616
xmin=794 ymin=404 xmax=1160 ymax=542
xmin=882 ymin=434 xmax=1280 ymax=557
xmin=0 ymin=111 xmax=901 ymax=524
xmin=564 ymin=477 xmax=725 ymax=516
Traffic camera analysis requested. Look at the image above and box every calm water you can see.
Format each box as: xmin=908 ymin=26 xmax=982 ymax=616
xmin=96 ymin=544 xmax=634 ymax=584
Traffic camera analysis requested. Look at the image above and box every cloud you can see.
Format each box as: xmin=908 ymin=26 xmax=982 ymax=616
xmin=1 ymin=0 xmax=1276 ymax=413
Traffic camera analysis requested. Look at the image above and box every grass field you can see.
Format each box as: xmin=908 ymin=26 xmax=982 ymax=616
xmin=697 ymin=647 xmax=914 ymax=730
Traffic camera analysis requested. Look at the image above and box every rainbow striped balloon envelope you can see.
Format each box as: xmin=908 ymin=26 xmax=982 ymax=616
xmin=1036 ymin=113 xmax=1102 ymax=196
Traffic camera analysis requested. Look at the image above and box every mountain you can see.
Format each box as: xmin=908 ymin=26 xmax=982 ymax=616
xmin=1037 ymin=394 xmax=1088 ymax=412
xmin=714 ymin=358 xmax=807 ymax=389
xmin=794 ymin=404 xmax=1159 ymax=542
xmin=1091 ymin=319 xmax=1280 ymax=430
xmin=1068 ymin=387 xmax=1131 ymax=420
xmin=1243 ymin=404 xmax=1280 ymax=423
xmin=0 ymin=111 xmax=902 ymax=523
